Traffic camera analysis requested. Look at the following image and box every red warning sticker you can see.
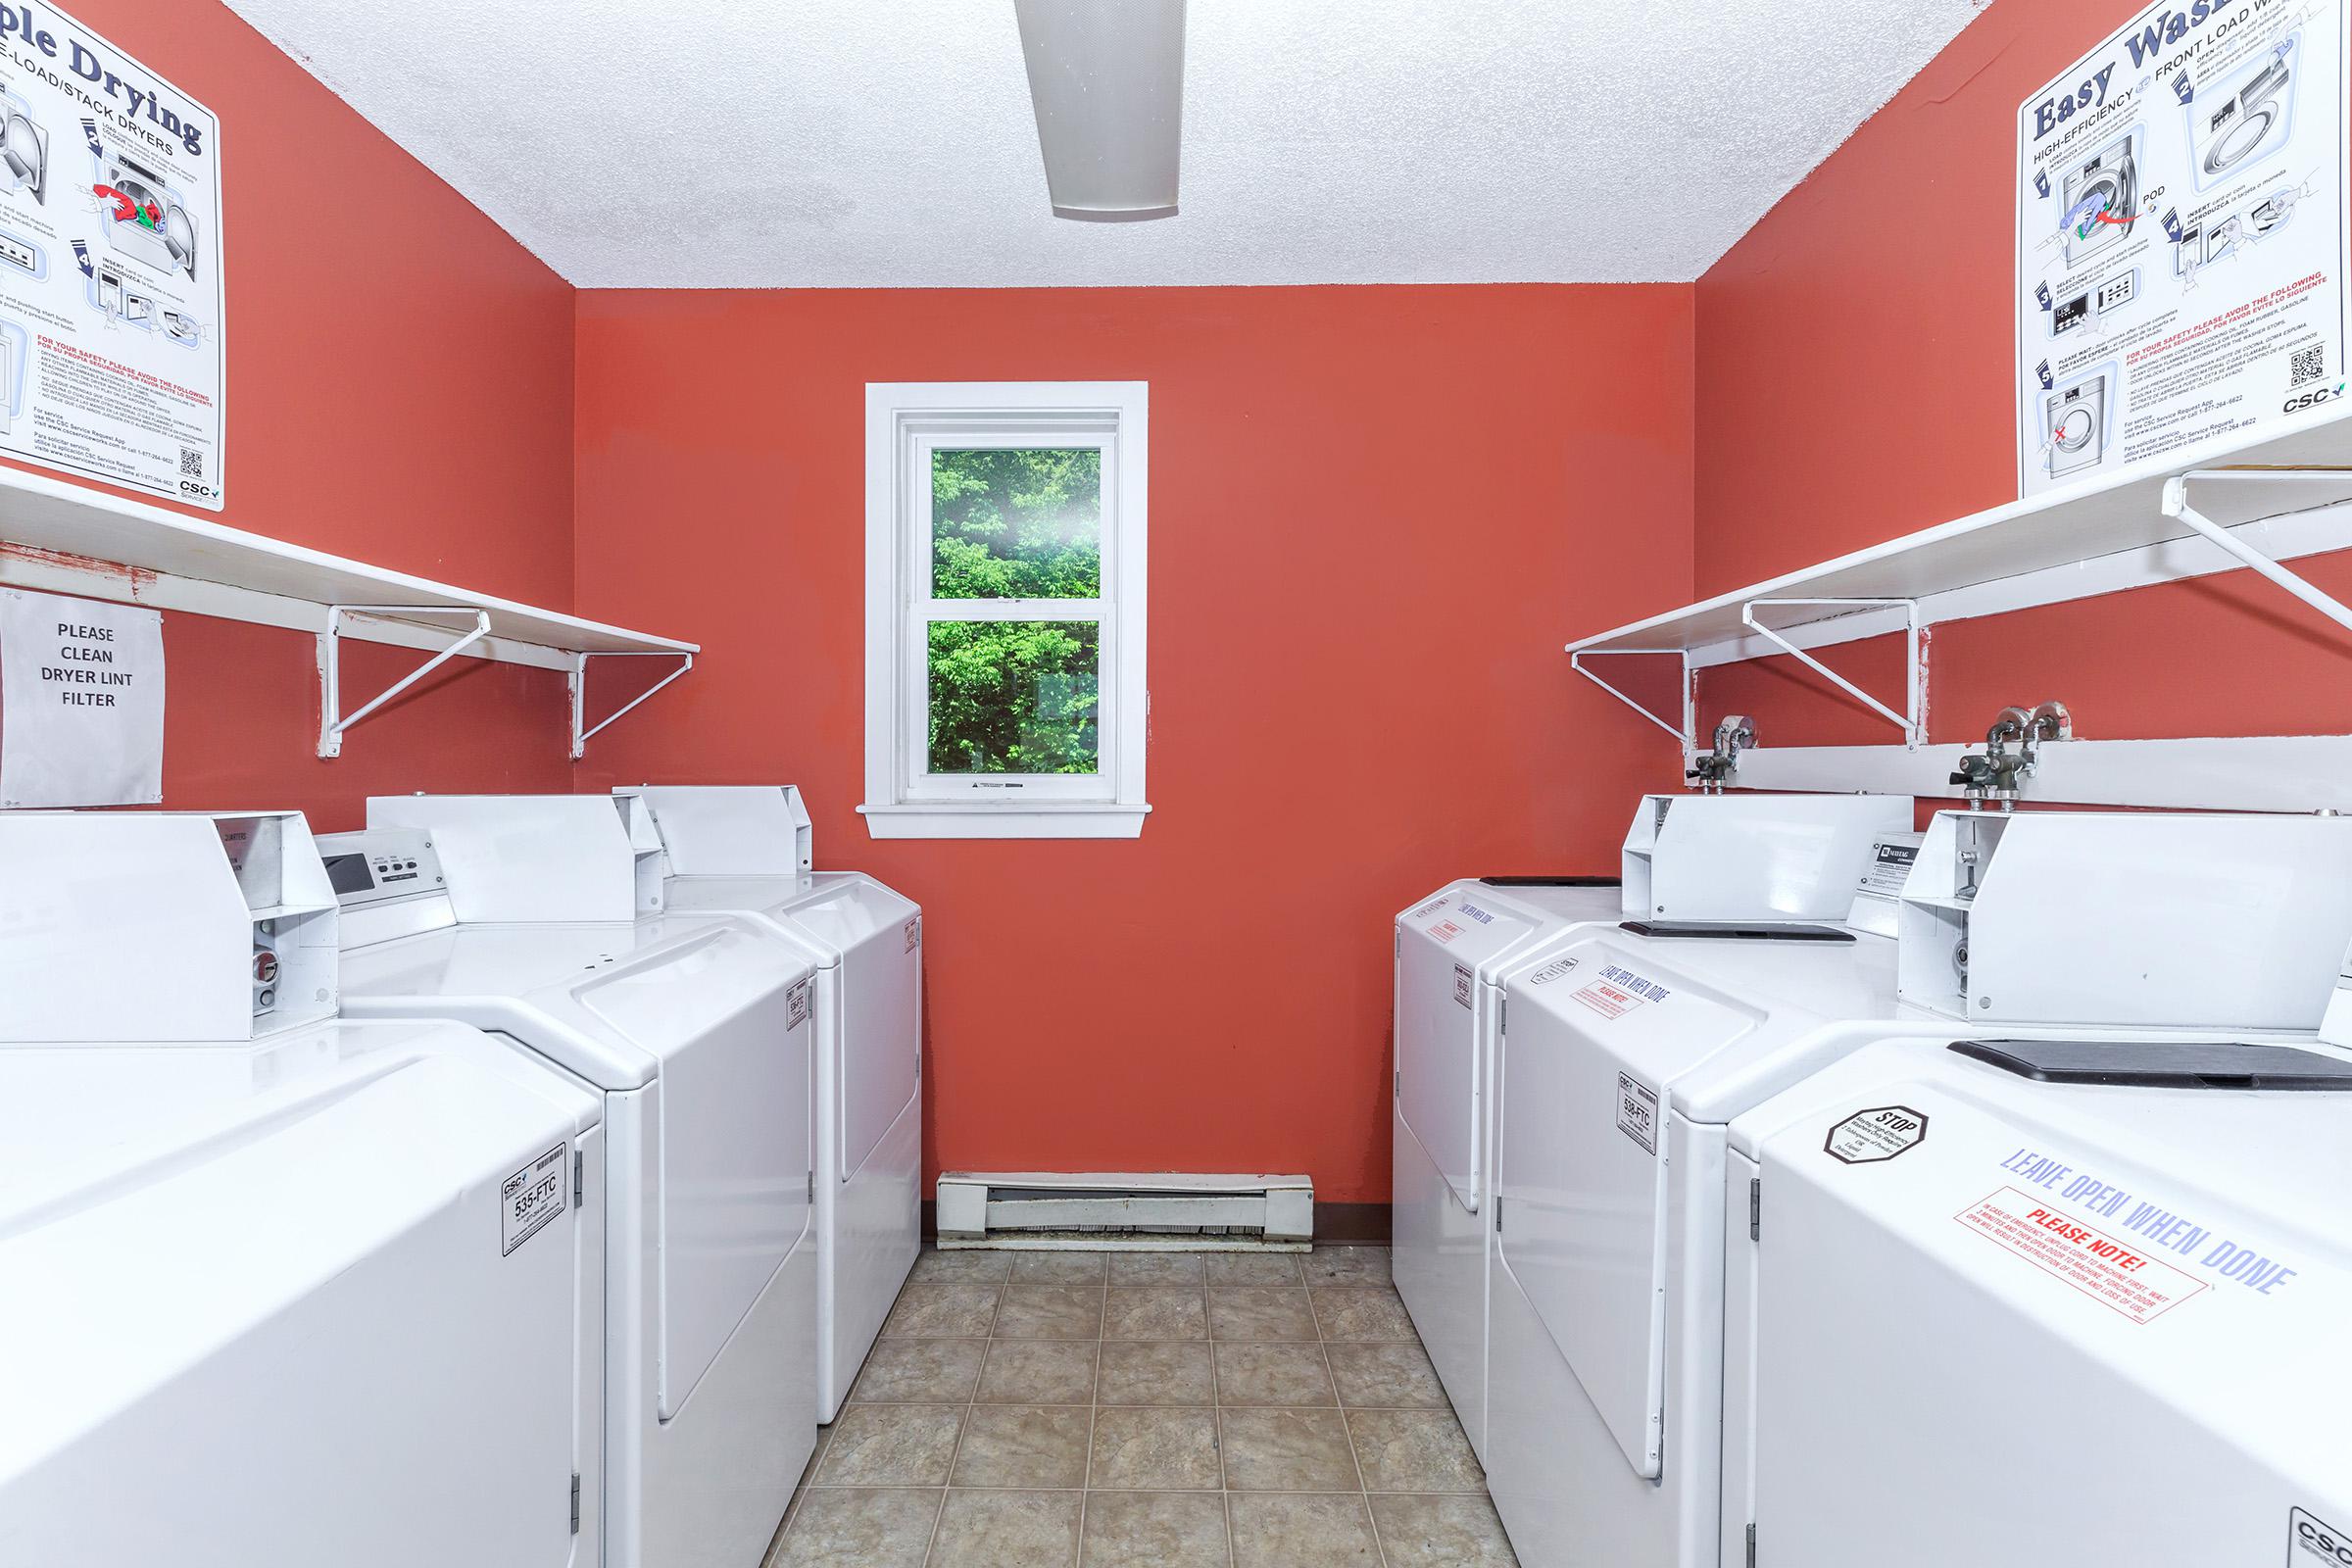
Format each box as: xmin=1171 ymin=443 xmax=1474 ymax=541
xmin=1428 ymin=920 xmax=1465 ymax=945
xmin=1955 ymin=1186 xmax=2209 ymax=1326
xmin=1571 ymin=978 xmax=1644 ymax=1019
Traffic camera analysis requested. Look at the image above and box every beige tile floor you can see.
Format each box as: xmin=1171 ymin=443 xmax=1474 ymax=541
xmin=762 ymin=1244 xmax=1519 ymax=1567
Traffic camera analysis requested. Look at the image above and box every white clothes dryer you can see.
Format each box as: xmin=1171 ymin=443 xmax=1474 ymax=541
xmin=614 ymin=784 xmax=922 ymax=1421
xmin=331 ymin=797 xmax=819 ymax=1568
xmin=0 ymin=811 xmax=608 ymax=1568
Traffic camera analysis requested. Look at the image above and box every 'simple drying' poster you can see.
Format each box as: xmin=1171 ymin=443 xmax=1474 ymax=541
xmin=2017 ymin=0 xmax=2348 ymax=497
xmin=0 ymin=3 xmax=222 ymax=509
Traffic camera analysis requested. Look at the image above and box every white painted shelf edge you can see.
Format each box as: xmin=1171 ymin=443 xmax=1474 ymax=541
xmin=0 ymin=464 xmax=695 ymax=664
xmin=0 ymin=465 xmax=698 ymax=759
xmin=1564 ymin=398 xmax=2352 ymax=663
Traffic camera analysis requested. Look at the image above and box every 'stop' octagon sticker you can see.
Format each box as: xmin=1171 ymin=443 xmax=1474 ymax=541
xmin=1824 ymin=1105 xmax=1929 ymax=1164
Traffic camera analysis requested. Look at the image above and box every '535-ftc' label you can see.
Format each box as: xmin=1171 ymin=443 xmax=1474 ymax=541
xmin=502 ymin=1141 xmax=569 ymax=1256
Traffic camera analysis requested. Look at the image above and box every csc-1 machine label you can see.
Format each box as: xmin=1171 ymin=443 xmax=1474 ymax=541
xmin=501 ymin=1141 xmax=568 ymax=1256
xmin=1615 ymin=1073 xmax=1659 ymax=1153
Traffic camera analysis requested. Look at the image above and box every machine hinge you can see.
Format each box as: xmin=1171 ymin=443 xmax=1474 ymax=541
xmin=1498 ymin=999 xmax=1508 ymax=1035
xmin=1494 ymin=1194 xmax=1504 ymax=1233
xmin=1748 ymin=1178 xmax=1761 ymax=1242
xmin=1394 ymin=1068 xmax=1401 ymax=1100
xmin=1745 ymin=1522 xmax=1756 ymax=1567
xmin=573 ymin=1150 xmax=585 ymax=1205
xmin=570 ymin=1473 xmax=582 ymax=1535
xmin=808 ymin=1169 xmax=816 ymax=1203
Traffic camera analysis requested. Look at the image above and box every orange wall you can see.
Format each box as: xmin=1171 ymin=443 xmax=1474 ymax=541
xmin=571 ymin=286 xmax=1693 ymax=1203
xmin=0 ymin=1 xmax=581 ymax=825
xmin=1693 ymin=0 xmax=2352 ymax=752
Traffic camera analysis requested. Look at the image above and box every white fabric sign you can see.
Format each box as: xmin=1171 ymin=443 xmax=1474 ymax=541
xmin=0 ymin=588 xmax=164 ymax=807
xmin=2017 ymin=0 xmax=2350 ymax=496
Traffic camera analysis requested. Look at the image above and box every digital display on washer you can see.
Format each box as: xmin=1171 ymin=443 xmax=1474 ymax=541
xmin=322 ymin=854 xmax=374 ymax=896
xmin=2053 ymin=293 xmax=2089 ymax=333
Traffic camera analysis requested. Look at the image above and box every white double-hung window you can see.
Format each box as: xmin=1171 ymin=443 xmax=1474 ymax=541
xmin=861 ymin=381 xmax=1149 ymax=839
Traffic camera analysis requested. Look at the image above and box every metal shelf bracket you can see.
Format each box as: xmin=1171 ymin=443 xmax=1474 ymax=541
xmin=2164 ymin=468 xmax=2352 ymax=639
xmin=1740 ymin=597 xmax=1925 ymax=747
xmin=318 ymin=605 xmax=492 ymax=759
xmin=570 ymin=651 xmax=695 ymax=760
xmin=1571 ymin=648 xmax=1695 ymax=760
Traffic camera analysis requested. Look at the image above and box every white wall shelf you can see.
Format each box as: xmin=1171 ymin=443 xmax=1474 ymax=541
xmin=1567 ymin=402 xmax=2352 ymax=667
xmin=0 ymin=465 xmax=697 ymax=758
xmin=1565 ymin=403 xmax=2352 ymax=812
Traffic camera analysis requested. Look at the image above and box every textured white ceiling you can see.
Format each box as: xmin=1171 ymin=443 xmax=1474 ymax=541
xmin=223 ymin=0 xmax=1988 ymax=288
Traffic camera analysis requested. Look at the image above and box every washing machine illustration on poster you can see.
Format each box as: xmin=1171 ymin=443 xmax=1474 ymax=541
xmin=2043 ymin=370 xmax=2112 ymax=479
xmin=0 ymin=82 xmax=45 ymax=207
xmin=83 ymin=120 xmax=196 ymax=282
xmin=2061 ymin=127 xmax=2141 ymax=267
xmin=2190 ymin=35 xmax=2299 ymax=191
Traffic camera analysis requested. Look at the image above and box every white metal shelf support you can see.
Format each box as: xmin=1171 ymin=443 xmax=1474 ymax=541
xmin=1740 ymin=597 xmax=1925 ymax=747
xmin=570 ymin=651 xmax=695 ymax=760
xmin=1571 ymin=648 xmax=1696 ymax=762
xmin=318 ymin=605 xmax=491 ymax=759
xmin=2164 ymin=468 xmax=2352 ymax=638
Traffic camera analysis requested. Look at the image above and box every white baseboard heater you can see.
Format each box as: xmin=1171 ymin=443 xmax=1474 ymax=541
xmin=934 ymin=1171 xmax=1314 ymax=1251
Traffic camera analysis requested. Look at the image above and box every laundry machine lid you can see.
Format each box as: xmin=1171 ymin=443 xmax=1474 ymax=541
xmin=1493 ymin=934 xmax=1779 ymax=1477
xmin=1743 ymin=1036 xmax=2352 ymax=1564
xmin=0 ymin=1018 xmax=602 ymax=1564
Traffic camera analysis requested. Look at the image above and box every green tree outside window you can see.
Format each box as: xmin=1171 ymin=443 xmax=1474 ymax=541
xmin=927 ymin=449 xmax=1102 ymax=774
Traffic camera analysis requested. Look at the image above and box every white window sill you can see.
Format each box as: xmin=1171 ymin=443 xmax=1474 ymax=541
xmin=858 ymin=802 xmax=1152 ymax=840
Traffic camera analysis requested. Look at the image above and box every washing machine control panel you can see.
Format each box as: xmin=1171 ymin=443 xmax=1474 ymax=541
xmin=318 ymin=829 xmax=445 ymax=909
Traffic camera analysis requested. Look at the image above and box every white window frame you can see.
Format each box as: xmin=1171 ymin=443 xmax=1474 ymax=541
xmin=860 ymin=381 xmax=1150 ymax=840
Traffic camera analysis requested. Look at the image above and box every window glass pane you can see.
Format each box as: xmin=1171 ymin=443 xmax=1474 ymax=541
xmin=927 ymin=620 xmax=1100 ymax=774
xmin=931 ymin=447 xmax=1101 ymax=599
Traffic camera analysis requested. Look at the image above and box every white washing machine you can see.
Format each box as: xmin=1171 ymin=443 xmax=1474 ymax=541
xmin=1392 ymin=876 xmax=1624 ymax=1460
xmin=0 ymin=811 xmax=608 ymax=1568
xmin=330 ymin=795 xmax=818 ymax=1568
xmin=614 ymin=784 xmax=922 ymax=1421
xmin=1721 ymin=1031 xmax=2350 ymax=1567
xmin=1481 ymin=808 xmax=2352 ymax=1568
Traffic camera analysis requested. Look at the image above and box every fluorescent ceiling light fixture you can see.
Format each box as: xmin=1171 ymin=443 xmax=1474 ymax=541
xmin=1014 ymin=0 xmax=1185 ymax=221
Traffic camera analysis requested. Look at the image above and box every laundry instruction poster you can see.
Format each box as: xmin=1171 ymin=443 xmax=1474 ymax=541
xmin=2016 ymin=0 xmax=2349 ymax=497
xmin=0 ymin=2 xmax=222 ymax=509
